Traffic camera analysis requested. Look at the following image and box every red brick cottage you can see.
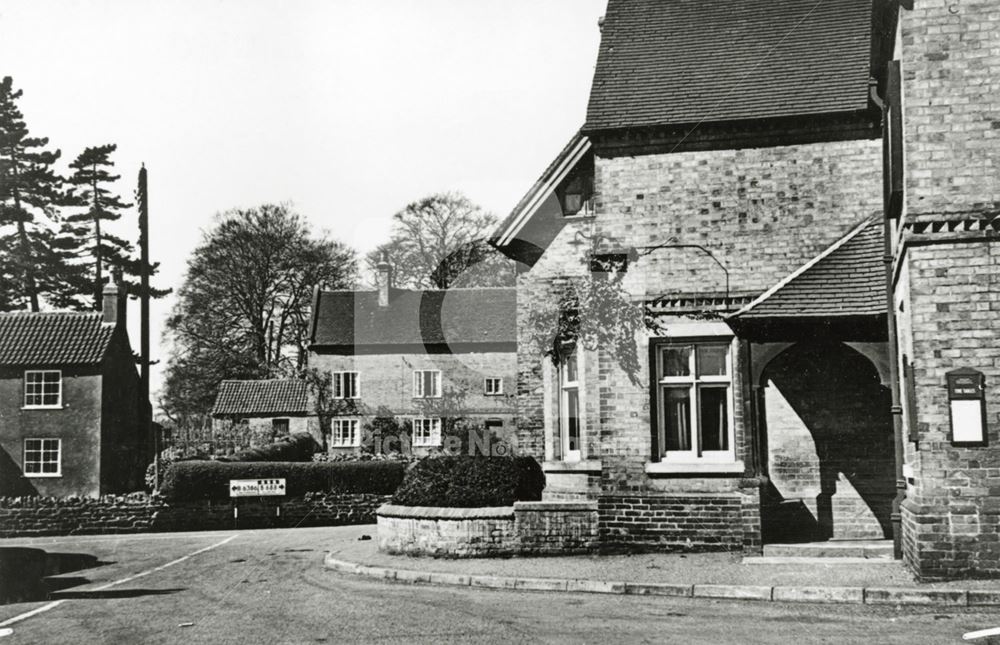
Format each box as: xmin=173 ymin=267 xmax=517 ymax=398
xmin=491 ymin=0 xmax=901 ymax=556
xmin=0 ymin=282 xmax=149 ymax=498
xmin=306 ymin=262 xmax=517 ymax=455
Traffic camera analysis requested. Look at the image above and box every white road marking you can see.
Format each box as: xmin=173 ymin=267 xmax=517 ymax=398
xmin=964 ymin=626 xmax=1000 ymax=640
xmin=0 ymin=534 xmax=239 ymax=629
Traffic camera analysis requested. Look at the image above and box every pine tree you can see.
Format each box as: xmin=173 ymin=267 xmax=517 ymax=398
xmin=0 ymin=76 xmax=66 ymax=311
xmin=65 ymin=144 xmax=135 ymax=309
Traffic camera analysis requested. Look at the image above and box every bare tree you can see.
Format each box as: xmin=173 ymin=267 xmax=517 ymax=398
xmin=366 ymin=192 xmax=515 ymax=289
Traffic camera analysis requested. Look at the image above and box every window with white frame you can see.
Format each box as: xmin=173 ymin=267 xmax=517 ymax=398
xmin=333 ymin=371 xmax=359 ymax=399
xmin=24 ymin=371 xmax=62 ymax=408
xmin=484 ymin=377 xmax=503 ymax=396
xmin=559 ymin=347 xmax=582 ymax=461
xmin=331 ymin=418 xmax=360 ymax=447
xmin=412 ymin=370 xmax=441 ymax=398
xmin=412 ymin=417 xmax=441 ymax=447
xmin=653 ymin=340 xmax=735 ymax=462
xmin=23 ymin=438 xmax=61 ymax=476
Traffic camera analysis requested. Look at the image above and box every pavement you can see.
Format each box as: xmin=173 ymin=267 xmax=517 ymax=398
xmin=324 ymin=525 xmax=1000 ymax=608
xmin=1 ymin=526 xmax=1000 ymax=643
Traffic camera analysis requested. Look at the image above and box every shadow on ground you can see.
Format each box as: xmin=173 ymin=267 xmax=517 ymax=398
xmin=0 ymin=547 xmax=114 ymax=604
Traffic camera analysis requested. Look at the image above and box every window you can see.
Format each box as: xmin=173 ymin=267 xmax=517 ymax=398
xmin=484 ymin=378 xmax=503 ymax=396
xmin=331 ymin=418 xmax=360 ymax=447
xmin=333 ymin=371 xmax=359 ymax=399
xmin=272 ymin=418 xmax=290 ymax=435
xmin=412 ymin=417 xmax=441 ymax=447
xmin=23 ymin=438 xmax=61 ymax=477
xmin=24 ymin=371 xmax=62 ymax=408
xmin=559 ymin=347 xmax=582 ymax=461
xmin=653 ymin=341 xmax=734 ymax=462
xmin=412 ymin=370 xmax=441 ymax=398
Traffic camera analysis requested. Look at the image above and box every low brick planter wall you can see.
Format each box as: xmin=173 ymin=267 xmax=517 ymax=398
xmin=0 ymin=492 xmax=391 ymax=538
xmin=515 ymin=501 xmax=599 ymax=554
xmin=376 ymin=500 xmax=600 ymax=557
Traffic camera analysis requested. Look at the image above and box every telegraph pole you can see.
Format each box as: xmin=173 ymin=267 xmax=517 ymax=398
xmin=138 ymin=165 xmax=154 ymax=487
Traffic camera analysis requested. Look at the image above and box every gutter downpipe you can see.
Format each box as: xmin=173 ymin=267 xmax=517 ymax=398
xmin=876 ymin=80 xmax=906 ymax=561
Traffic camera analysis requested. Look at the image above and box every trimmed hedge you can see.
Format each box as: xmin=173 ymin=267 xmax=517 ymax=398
xmin=159 ymin=460 xmax=407 ymax=502
xmin=219 ymin=432 xmax=318 ymax=463
xmin=391 ymin=456 xmax=545 ymax=508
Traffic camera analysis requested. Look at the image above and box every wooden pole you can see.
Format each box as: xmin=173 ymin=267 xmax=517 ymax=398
xmin=138 ymin=165 xmax=154 ymax=487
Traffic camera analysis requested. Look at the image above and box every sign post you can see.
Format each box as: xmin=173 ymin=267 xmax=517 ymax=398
xmin=229 ymin=478 xmax=287 ymax=497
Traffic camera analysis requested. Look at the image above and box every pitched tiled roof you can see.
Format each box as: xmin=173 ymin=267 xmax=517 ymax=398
xmin=0 ymin=312 xmax=116 ymax=365
xmin=732 ymin=219 xmax=885 ymax=319
xmin=311 ymin=288 xmax=516 ymax=349
xmin=212 ymin=379 xmax=310 ymax=416
xmin=584 ymin=0 xmax=875 ymax=132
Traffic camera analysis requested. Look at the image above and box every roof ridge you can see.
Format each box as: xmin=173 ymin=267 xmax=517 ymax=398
xmin=728 ymin=217 xmax=877 ymax=318
xmin=0 ymin=310 xmax=101 ymax=317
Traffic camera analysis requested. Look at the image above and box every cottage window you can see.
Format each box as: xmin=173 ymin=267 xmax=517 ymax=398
xmin=23 ymin=438 xmax=61 ymax=477
xmin=272 ymin=418 xmax=290 ymax=435
xmin=484 ymin=377 xmax=503 ymax=396
xmin=412 ymin=370 xmax=441 ymax=398
xmin=333 ymin=371 xmax=359 ymax=399
xmin=652 ymin=340 xmax=735 ymax=463
xmin=331 ymin=418 xmax=359 ymax=447
xmin=24 ymin=371 xmax=62 ymax=408
xmin=559 ymin=347 xmax=582 ymax=461
xmin=412 ymin=417 xmax=441 ymax=447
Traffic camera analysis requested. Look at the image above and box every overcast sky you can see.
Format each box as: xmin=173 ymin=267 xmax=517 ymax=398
xmin=0 ymin=0 xmax=606 ymax=404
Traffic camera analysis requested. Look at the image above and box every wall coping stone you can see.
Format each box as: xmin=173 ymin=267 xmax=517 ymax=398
xmin=376 ymin=504 xmax=514 ymax=519
xmin=513 ymin=501 xmax=598 ymax=512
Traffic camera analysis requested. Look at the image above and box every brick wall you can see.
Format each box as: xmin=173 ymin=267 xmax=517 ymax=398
xmin=762 ymin=342 xmax=894 ymax=541
xmin=514 ymin=501 xmax=599 ymax=554
xmin=900 ymin=0 xmax=1000 ymax=221
xmin=598 ymin=494 xmax=746 ymax=552
xmin=0 ymin=492 xmax=390 ymax=538
xmin=310 ymin=350 xmax=518 ymax=453
xmin=894 ymin=0 xmax=1000 ymax=579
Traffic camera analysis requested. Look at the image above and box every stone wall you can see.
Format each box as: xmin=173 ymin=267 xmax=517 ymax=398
xmin=376 ymin=501 xmax=600 ymax=557
xmin=376 ymin=505 xmax=518 ymax=557
xmin=0 ymin=492 xmax=390 ymax=538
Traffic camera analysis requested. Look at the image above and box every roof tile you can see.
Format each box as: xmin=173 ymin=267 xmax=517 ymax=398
xmin=0 ymin=312 xmax=116 ymax=365
xmin=212 ymin=379 xmax=310 ymax=416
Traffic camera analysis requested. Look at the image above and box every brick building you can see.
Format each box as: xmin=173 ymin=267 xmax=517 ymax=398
xmin=492 ymin=0 xmax=1000 ymax=579
xmin=210 ymin=379 xmax=318 ymax=447
xmin=0 ymin=281 xmax=149 ymax=498
xmin=306 ymin=260 xmax=516 ymax=455
xmin=490 ymin=0 xmax=904 ymax=558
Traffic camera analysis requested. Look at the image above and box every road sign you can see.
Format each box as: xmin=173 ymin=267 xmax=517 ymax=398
xmin=229 ymin=478 xmax=286 ymax=497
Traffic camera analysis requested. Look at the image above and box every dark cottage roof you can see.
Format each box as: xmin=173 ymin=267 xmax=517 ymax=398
xmin=212 ymin=379 xmax=310 ymax=417
xmin=0 ymin=312 xmax=116 ymax=365
xmin=732 ymin=219 xmax=885 ymax=319
xmin=311 ymin=288 xmax=516 ymax=349
xmin=584 ymin=0 xmax=875 ymax=132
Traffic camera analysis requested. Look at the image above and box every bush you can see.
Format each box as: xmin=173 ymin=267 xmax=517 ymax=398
xmin=390 ymin=456 xmax=544 ymax=508
xmin=217 ymin=432 xmax=318 ymax=463
xmin=159 ymin=460 xmax=407 ymax=502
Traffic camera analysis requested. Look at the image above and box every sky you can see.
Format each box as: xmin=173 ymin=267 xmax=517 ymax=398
xmin=0 ymin=0 xmax=607 ymax=406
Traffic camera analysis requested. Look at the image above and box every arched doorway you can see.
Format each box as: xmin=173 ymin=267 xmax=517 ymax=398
xmin=759 ymin=341 xmax=894 ymax=543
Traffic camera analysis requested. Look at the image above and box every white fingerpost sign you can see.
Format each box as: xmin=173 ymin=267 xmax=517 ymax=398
xmin=229 ymin=478 xmax=287 ymax=497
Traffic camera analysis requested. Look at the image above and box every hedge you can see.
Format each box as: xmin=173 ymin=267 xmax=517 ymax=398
xmin=218 ymin=432 xmax=318 ymax=463
xmin=159 ymin=460 xmax=407 ymax=502
xmin=391 ymin=456 xmax=544 ymax=508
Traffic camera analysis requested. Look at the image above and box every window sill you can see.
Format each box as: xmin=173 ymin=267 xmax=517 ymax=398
xmin=543 ymin=460 xmax=602 ymax=474
xmin=645 ymin=460 xmax=745 ymax=476
xmin=24 ymin=473 xmax=62 ymax=478
xmin=21 ymin=405 xmax=64 ymax=411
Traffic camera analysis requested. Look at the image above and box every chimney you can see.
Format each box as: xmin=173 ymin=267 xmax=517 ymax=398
xmin=102 ymin=270 xmax=126 ymax=326
xmin=377 ymin=253 xmax=393 ymax=308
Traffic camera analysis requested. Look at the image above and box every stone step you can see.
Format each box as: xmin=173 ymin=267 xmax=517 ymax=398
xmin=762 ymin=540 xmax=894 ymax=559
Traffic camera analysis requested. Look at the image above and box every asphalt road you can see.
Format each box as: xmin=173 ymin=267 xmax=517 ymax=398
xmin=1 ymin=526 xmax=998 ymax=644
